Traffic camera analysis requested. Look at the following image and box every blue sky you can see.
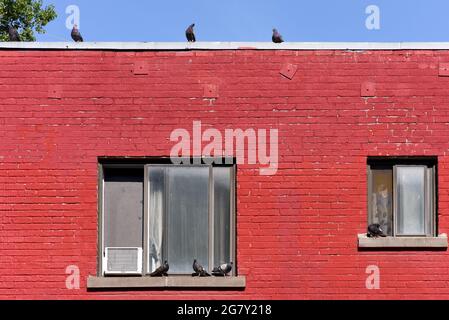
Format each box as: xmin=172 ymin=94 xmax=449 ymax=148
xmin=37 ymin=0 xmax=448 ymax=42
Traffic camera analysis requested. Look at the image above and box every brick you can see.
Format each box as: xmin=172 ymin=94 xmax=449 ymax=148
xmin=0 ymin=48 xmax=449 ymax=300
xmin=361 ymin=81 xmax=376 ymax=97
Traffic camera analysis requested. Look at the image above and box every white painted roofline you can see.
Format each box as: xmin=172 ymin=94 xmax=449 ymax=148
xmin=1 ymin=42 xmax=449 ymax=50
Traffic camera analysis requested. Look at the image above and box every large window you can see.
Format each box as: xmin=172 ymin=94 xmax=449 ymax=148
xmin=367 ymin=158 xmax=436 ymax=237
xmin=99 ymin=161 xmax=235 ymax=276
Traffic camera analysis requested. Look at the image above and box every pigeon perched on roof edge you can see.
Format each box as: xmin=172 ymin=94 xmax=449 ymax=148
xmin=71 ymin=24 xmax=83 ymax=42
xmin=272 ymin=28 xmax=284 ymax=43
xmin=8 ymin=25 xmax=20 ymax=42
xmin=186 ymin=23 xmax=196 ymax=42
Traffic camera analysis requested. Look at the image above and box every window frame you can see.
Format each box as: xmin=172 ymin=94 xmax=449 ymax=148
xmin=367 ymin=158 xmax=437 ymax=238
xmin=97 ymin=161 xmax=236 ymax=277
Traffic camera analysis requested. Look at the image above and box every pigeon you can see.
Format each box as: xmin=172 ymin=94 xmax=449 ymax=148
xmin=193 ymin=259 xmax=200 ymax=274
xmin=71 ymin=24 xmax=83 ymax=42
xmin=367 ymin=223 xmax=387 ymax=238
xmin=272 ymin=28 xmax=284 ymax=43
xmin=8 ymin=25 xmax=20 ymax=42
xmin=149 ymin=260 xmax=169 ymax=277
xmin=185 ymin=23 xmax=196 ymax=42
xmin=199 ymin=268 xmax=210 ymax=277
xmin=192 ymin=259 xmax=210 ymax=277
xmin=211 ymin=266 xmax=225 ymax=276
xmin=212 ymin=262 xmax=233 ymax=276
xmin=220 ymin=262 xmax=233 ymax=275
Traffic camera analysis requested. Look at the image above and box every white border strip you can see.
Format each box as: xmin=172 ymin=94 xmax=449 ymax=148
xmin=2 ymin=42 xmax=449 ymax=50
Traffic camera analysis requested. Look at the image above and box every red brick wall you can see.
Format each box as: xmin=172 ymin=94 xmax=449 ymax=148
xmin=1 ymin=48 xmax=449 ymax=299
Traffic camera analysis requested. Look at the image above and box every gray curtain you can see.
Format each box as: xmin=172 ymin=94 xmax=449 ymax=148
xmin=213 ymin=167 xmax=231 ymax=267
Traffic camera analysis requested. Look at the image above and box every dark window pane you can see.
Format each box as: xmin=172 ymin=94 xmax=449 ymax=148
xmin=103 ymin=168 xmax=144 ymax=248
xmin=370 ymin=169 xmax=393 ymax=236
xmin=166 ymin=167 xmax=209 ymax=274
xmin=396 ymin=166 xmax=425 ymax=235
xmin=213 ymin=167 xmax=232 ymax=268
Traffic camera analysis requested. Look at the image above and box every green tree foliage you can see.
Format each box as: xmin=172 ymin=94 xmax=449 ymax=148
xmin=0 ymin=0 xmax=57 ymax=41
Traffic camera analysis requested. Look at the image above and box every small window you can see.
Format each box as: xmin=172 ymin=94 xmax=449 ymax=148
xmin=367 ymin=158 xmax=436 ymax=237
xmin=99 ymin=161 xmax=235 ymax=276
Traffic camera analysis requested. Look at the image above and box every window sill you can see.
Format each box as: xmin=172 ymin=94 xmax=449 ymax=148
xmin=357 ymin=233 xmax=448 ymax=248
xmin=87 ymin=275 xmax=246 ymax=289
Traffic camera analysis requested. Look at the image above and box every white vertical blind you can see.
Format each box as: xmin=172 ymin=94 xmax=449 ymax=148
xmin=396 ymin=166 xmax=426 ymax=235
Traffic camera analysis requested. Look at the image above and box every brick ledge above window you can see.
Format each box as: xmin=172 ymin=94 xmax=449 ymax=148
xmin=87 ymin=275 xmax=246 ymax=289
xmin=358 ymin=233 xmax=448 ymax=248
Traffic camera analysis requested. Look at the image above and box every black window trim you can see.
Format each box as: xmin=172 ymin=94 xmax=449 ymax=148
xmin=97 ymin=160 xmax=236 ymax=277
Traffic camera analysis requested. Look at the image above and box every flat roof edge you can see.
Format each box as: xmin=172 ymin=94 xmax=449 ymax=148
xmin=2 ymin=42 xmax=449 ymax=50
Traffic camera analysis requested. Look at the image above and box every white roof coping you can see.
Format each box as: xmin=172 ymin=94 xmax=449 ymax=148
xmin=1 ymin=42 xmax=449 ymax=50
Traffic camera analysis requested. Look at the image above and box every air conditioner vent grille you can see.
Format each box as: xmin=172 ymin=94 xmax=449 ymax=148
xmin=104 ymin=247 xmax=142 ymax=274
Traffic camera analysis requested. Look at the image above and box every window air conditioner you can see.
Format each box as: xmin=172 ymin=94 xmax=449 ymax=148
xmin=103 ymin=247 xmax=142 ymax=275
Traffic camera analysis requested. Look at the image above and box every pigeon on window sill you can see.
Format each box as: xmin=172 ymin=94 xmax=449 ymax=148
xmin=367 ymin=223 xmax=387 ymax=238
xmin=212 ymin=262 xmax=233 ymax=276
xmin=149 ymin=260 xmax=169 ymax=277
xmin=192 ymin=259 xmax=210 ymax=277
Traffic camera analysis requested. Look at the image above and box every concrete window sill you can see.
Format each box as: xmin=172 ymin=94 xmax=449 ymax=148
xmin=87 ymin=275 xmax=246 ymax=289
xmin=358 ymin=233 xmax=448 ymax=248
